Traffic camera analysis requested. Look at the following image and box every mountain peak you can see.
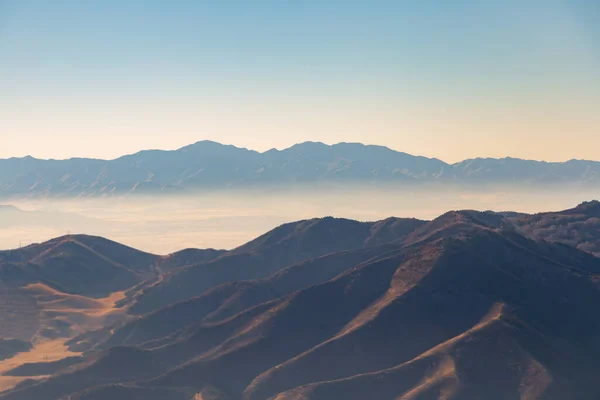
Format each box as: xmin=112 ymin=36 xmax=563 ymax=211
xmin=287 ymin=141 xmax=330 ymax=150
xmin=178 ymin=140 xmax=232 ymax=151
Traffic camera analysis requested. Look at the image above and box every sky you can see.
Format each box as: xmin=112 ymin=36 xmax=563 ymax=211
xmin=1 ymin=0 xmax=599 ymax=163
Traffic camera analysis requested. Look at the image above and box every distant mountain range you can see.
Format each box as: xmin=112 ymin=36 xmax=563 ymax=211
xmin=3 ymin=202 xmax=600 ymax=399
xmin=1 ymin=141 xmax=599 ymax=198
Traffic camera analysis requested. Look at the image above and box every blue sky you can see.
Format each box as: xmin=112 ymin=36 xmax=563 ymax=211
xmin=1 ymin=0 xmax=599 ymax=161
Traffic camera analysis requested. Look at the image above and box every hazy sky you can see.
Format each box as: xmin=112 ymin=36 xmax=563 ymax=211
xmin=1 ymin=0 xmax=599 ymax=162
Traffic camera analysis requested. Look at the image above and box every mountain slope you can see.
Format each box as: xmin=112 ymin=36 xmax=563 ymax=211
xmin=244 ymin=227 xmax=600 ymax=400
xmin=0 ymin=235 xmax=156 ymax=297
xmin=123 ymin=217 xmax=425 ymax=315
xmin=272 ymin=310 xmax=563 ymax=400
xmin=512 ymin=200 xmax=600 ymax=257
xmin=0 ymin=235 xmax=226 ymax=387
xmin=69 ymin=244 xmax=397 ymax=352
xmin=0 ymin=234 xmax=224 ymax=297
xmin=0 ymin=341 xmax=31 ymax=363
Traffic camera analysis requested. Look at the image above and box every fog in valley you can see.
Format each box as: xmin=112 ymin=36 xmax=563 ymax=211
xmin=1 ymin=186 xmax=598 ymax=254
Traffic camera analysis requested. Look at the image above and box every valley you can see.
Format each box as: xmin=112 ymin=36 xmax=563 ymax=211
xmin=0 ymin=287 xmax=126 ymax=392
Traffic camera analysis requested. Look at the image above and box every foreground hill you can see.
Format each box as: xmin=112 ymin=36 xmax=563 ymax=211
xmin=511 ymin=200 xmax=600 ymax=257
xmin=0 ymin=235 xmax=224 ymax=387
xmin=0 ymin=235 xmax=224 ymax=297
xmin=0 ymin=235 xmax=161 ymax=298
xmin=4 ymin=205 xmax=600 ymax=399
xmin=0 ymin=235 xmax=154 ymax=300
xmin=121 ymin=217 xmax=425 ymax=315
xmin=1 ymin=141 xmax=600 ymax=198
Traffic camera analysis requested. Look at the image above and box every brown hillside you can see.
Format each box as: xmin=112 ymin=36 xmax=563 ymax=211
xmin=512 ymin=200 xmax=600 ymax=256
xmin=125 ymin=217 xmax=425 ymax=315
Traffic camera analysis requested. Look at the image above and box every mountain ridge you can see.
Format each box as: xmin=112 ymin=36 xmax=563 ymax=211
xmin=2 ymin=141 xmax=599 ymax=198
xmin=7 ymin=140 xmax=597 ymax=165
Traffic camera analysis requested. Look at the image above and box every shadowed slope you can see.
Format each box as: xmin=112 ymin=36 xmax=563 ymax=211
xmin=0 ymin=342 xmax=31 ymax=363
xmin=272 ymin=306 xmax=561 ymax=400
xmin=0 ymin=235 xmax=224 ymax=297
xmin=244 ymin=227 xmax=600 ymax=400
xmin=125 ymin=217 xmax=425 ymax=315
xmin=0 ymin=235 xmax=158 ymax=297
xmin=75 ymin=244 xmax=393 ymax=352
xmin=62 ymin=385 xmax=191 ymax=400
xmin=513 ymin=200 xmax=600 ymax=256
xmin=160 ymin=248 xmax=227 ymax=271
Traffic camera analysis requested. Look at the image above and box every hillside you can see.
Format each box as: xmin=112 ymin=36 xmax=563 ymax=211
xmin=4 ymin=206 xmax=600 ymax=399
xmin=69 ymin=245 xmax=398 ymax=352
xmin=2 ymin=141 xmax=600 ymax=198
xmin=511 ymin=200 xmax=600 ymax=257
xmin=0 ymin=235 xmax=157 ymax=297
xmin=122 ymin=217 xmax=425 ymax=315
xmin=0 ymin=236 xmax=224 ymax=392
xmin=0 ymin=235 xmax=224 ymax=297
xmin=0 ymin=341 xmax=31 ymax=363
